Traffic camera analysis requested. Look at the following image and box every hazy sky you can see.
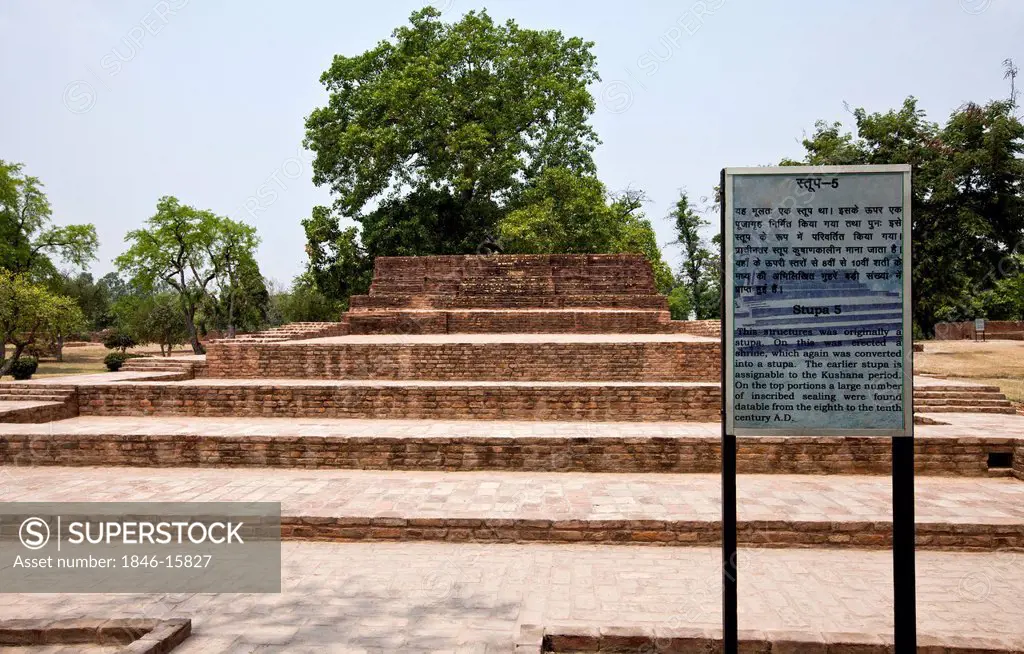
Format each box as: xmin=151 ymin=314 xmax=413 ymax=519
xmin=1 ymin=0 xmax=1021 ymax=285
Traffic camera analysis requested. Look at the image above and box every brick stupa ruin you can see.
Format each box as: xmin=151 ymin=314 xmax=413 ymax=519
xmin=1 ymin=253 xmax=1023 ymax=650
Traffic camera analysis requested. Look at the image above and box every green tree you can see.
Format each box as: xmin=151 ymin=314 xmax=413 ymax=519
xmin=114 ymin=292 xmax=189 ymax=356
xmin=43 ymin=295 xmax=86 ymax=362
xmin=667 ymin=192 xmax=720 ymax=319
xmin=497 ymin=168 xmax=673 ymax=291
xmin=303 ymin=7 xmax=601 ymax=300
xmin=271 ymin=276 xmax=343 ymax=323
xmin=785 ymin=95 xmax=1024 ymax=332
xmin=0 ymin=271 xmax=79 ymax=375
xmin=50 ymin=271 xmax=115 ymax=332
xmin=0 ymin=160 xmax=98 ymax=277
xmin=208 ymin=220 xmax=262 ymax=337
xmin=300 ymin=206 xmax=372 ymax=309
xmin=116 ymin=196 xmax=261 ymax=353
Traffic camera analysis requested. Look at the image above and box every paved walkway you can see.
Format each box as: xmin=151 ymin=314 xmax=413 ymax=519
xmin=0 ymin=542 xmax=1020 ymax=652
xmin=1 ymin=413 xmax=1021 ymax=440
xmin=2 ymin=468 xmax=1022 ymax=524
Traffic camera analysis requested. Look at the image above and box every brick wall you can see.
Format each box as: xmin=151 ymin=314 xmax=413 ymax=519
xmin=76 ymin=383 xmax=721 ymax=421
xmin=672 ymin=320 xmax=721 ymax=338
xmin=345 ymin=310 xmax=686 ymax=335
xmin=368 ymin=254 xmax=659 ymax=295
xmin=279 ymin=517 xmax=1023 ymax=550
xmin=204 ymin=340 xmax=721 ymax=382
xmin=349 ymin=293 xmax=669 ymax=310
xmin=4 ymin=432 xmax=1010 ymax=477
xmin=934 ymin=320 xmax=1024 ymax=340
xmin=349 ymin=254 xmax=670 ymax=311
xmin=1015 ymin=444 xmax=1024 ymax=481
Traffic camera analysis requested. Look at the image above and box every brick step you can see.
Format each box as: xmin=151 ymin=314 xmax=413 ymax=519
xmin=344 ymin=309 xmax=680 ymax=335
xmin=919 ymin=406 xmax=1018 ymax=414
xmin=0 ymin=400 xmax=76 ymax=423
xmin=916 ymin=384 xmax=1004 ymax=394
xmin=4 ymin=467 xmax=1022 ymax=550
xmin=204 ymin=338 xmax=720 ymax=381
xmin=2 ymin=417 xmax=1019 ymax=476
xmin=75 ymin=380 xmax=721 ymax=421
xmin=914 ymin=390 xmax=1009 ymax=399
xmin=349 ymin=294 xmax=670 ymax=311
xmin=916 ymin=398 xmax=1014 ymax=407
xmin=0 ymin=393 xmax=69 ymax=402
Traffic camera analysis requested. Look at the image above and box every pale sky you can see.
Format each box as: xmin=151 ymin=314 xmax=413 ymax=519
xmin=1 ymin=0 xmax=1021 ymax=285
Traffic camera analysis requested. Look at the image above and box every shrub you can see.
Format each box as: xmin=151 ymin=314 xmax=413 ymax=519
xmin=104 ymin=352 xmax=129 ymax=371
xmin=10 ymin=356 xmax=39 ymax=380
xmin=103 ymin=331 xmax=137 ymax=352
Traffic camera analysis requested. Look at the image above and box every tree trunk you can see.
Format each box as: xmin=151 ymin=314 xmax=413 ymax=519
xmin=56 ymin=334 xmax=64 ymax=362
xmin=184 ymin=306 xmax=204 ymax=354
xmin=0 ymin=343 xmax=27 ymax=377
xmin=227 ymin=291 xmax=236 ymax=339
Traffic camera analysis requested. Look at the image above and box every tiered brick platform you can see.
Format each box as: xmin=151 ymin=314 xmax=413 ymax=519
xmin=341 ymin=255 xmax=717 ymax=335
xmin=2 ymin=253 xmax=1023 ymax=650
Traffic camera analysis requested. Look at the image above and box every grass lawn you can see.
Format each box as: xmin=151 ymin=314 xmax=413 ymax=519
xmin=26 ymin=343 xmax=196 ymax=378
xmin=916 ymin=339 xmax=1024 ymax=406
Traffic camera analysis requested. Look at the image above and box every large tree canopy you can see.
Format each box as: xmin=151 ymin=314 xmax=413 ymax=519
xmin=302 ymin=7 xmax=608 ymax=301
xmin=785 ymin=96 xmax=1024 ymax=333
xmin=0 ymin=160 xmax=98 ymax=278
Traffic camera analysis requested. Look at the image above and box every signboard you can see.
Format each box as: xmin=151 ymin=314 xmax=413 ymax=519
xmin=975 ymin=318 xmax=986 ymax=331
xmin=723 ymin=165 xmax=912 ymax=436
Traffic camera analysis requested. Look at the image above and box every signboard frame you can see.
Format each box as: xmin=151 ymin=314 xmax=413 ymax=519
xmin=719 ymin=164 xmax=916 ymax=654
xmin=722 ymin=164 xmax=914 ymax=437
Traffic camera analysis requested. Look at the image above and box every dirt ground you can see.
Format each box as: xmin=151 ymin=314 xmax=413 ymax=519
xmin=916 ymin=339 xmax=1024 ymax=405
xmin=29 ymin=343 xmax=196 ymax=378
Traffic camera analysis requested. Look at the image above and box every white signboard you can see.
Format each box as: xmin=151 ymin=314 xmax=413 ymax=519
xmin=724 ymin=165 xmax=912 ymax=437
xmin=975 ymin=318 xmax=986 ymax=332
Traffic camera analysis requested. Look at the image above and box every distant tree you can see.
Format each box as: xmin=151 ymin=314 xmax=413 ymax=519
xmin=272 ymin=276 xmax=343 ymax=323
xmin=301 ymin=206 xmax=372 ymax=307
xmin=97 ymin=272 xmax=130 ymax=303
xmin=785 ymin=94 xmax=1024 ymax=331
xmin=0 ymin=271 xmax=79 ymax=375
xmin=43 ymin=295 xmax=86 ymax=362
xmin=50 ymin=271 xmax=114 ymax=332
xmin=667 ymin=283 xmax=694 ymax=320
xmin=114 ymin=292 xmax=189 ymax=356
xmin=116 ymin=196 xmax=261 ymax=353
xmin=0 ymin=160 xmax=98 ymax=277
xmin=668 ymin=192 xmax=719 ymax=319
xmin=497 ymin=168 xmax=674 ymax=291
xmin=205 ymin=253 xmax=270 ymax=336
xmin=208 ymin=219 xmax=261 ymax=337
xmin=303 ymin=7 xmax=601 ymax=301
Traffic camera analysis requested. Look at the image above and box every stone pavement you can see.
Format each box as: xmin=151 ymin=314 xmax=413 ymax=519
xmin=0 ymin=542 xmax=1021 ymax=652
xmin=2 ymin=467 xmax=1022 ymax=525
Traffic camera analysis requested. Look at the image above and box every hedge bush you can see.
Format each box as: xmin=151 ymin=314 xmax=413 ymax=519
xmin=10 ymin=356 xmax=39 ymax=380
xmin=104 ymin=352 xmax=129 ymax=371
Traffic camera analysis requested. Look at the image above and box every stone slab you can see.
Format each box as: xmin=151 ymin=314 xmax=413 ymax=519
xmin=0 ymin=543 xmax=1020 ymax=651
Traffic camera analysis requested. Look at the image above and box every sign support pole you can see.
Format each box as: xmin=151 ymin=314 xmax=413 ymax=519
xmin=893 ymin=438 xmax=916 ymax=652
xmin=720 ymin=168 xmax=739 ymax=654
